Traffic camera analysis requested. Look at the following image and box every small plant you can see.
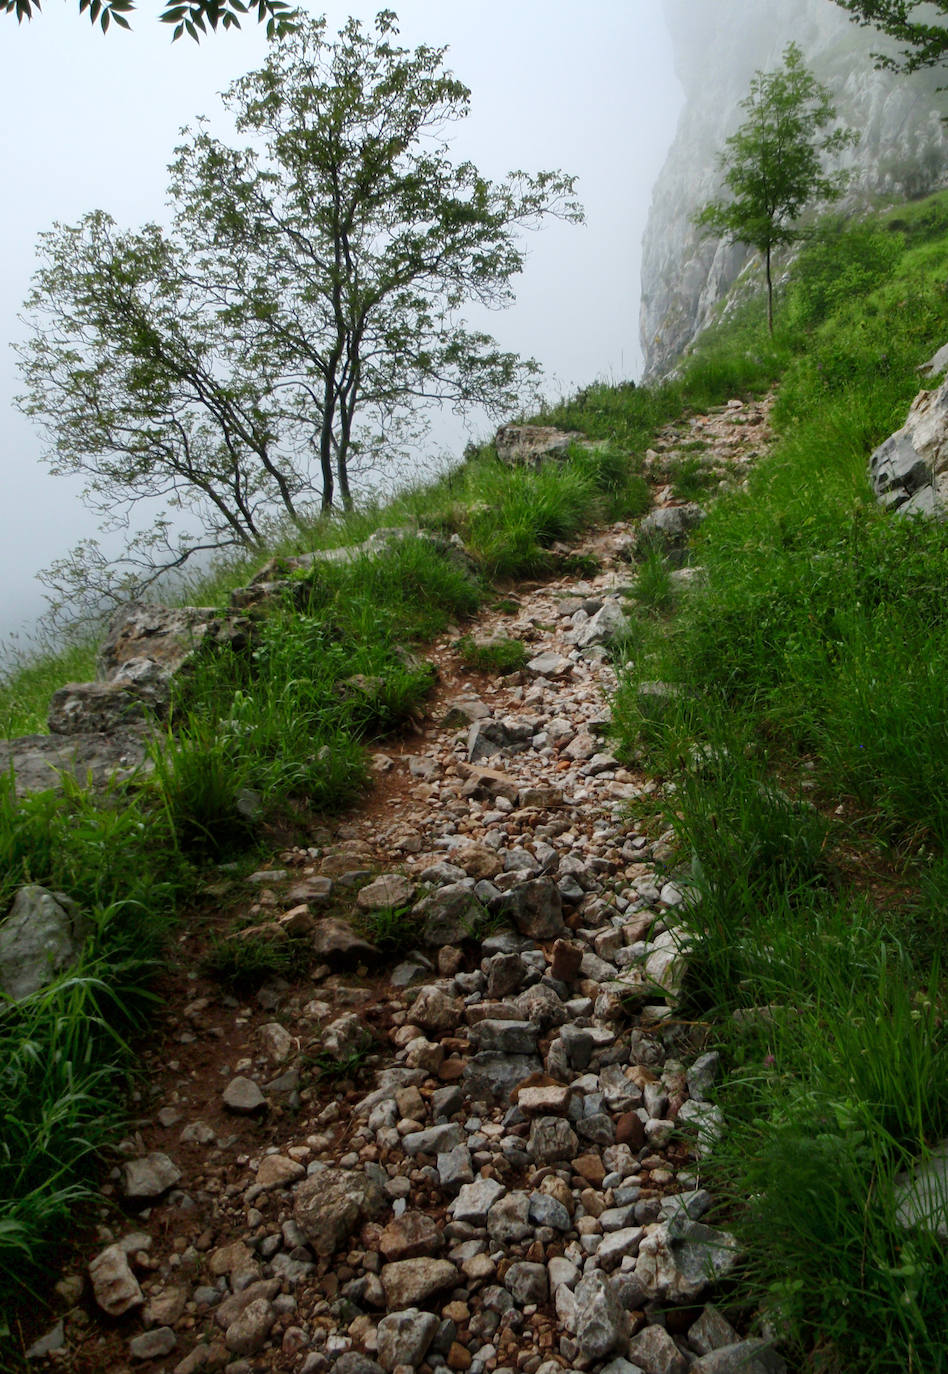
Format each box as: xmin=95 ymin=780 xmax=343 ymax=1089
xmin=668 ymin=454 xmax=715 ymax=502
xmin=312 ymin=1039 xmax=374 ymax=1081
xmin=628 ymin=547 xmax=676 ymax=615
xmin=201 ymin=930 xmax=307 ymax=992
xmin=558 ymin=552 xmax=599 ymax=578
xmin=456 ymin=634 xmax=528 ymax=675
xmin=357 ymin=904 xmax=418 ymax=956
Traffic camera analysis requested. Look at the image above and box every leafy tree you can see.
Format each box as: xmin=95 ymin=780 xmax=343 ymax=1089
xmin=2 ymin=0 xmax=295 ymax=42
xmin=696 ymin=42 xmax=857 ymax=334
xmin=18 ymin=11 xmax=581 ymax=618
xmin=831 ymin=1 xmax=948 ymax=73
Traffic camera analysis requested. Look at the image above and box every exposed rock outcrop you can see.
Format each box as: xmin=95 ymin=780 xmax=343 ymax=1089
xmin=869 ymin=371 xmax=948 ymax=515
xmin=641 ymin=0 xmax=948 ymax=379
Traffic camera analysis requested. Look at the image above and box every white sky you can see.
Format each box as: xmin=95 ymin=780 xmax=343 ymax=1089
xmin=0 ymin=1 xmax=682 ymax=644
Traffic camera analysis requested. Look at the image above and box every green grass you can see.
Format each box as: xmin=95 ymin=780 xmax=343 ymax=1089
xmin=6 ymin=184 xmax=948 ymax=1368
xmin=609 ymin=189 xmax=948 ymax=1372
xmin=456 ymin=634 xmax=528 ymax=675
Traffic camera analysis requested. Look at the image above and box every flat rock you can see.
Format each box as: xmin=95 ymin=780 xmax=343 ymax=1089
xmin=379 ymin=1211 xmax=444 ymax=1262
xmin=121 ymin=1152 xmax=181 ymax=1200
xmin=357 ymin=874 xmax=416 ymax=910
xmin=380 ymin=1258 xmax=459 ymax=1308
xmin=222 ymin=1076 xmax=266 ymax=1114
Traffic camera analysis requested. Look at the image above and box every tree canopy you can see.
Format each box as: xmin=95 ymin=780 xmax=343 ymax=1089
xmin=2 ymin=0 xmax=295 ymax=41
xmin=696 ymin=42 xmax=857 ymax=333
xmin=832 ymin=1 xmax=948 ymax=73
xmin=17 ymin=11 xmax=581 ymax=618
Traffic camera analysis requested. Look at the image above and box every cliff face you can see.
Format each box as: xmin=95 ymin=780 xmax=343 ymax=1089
xmin=641 ymin=0 xmax=948 ymax=378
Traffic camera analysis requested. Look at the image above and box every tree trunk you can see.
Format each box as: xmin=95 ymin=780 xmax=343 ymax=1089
xmin=766 ymin=246 xmax=774 ymax=335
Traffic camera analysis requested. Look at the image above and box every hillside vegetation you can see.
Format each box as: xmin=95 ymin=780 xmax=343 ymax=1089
xmin=3 ymin=189 xmax=948 ymax=1370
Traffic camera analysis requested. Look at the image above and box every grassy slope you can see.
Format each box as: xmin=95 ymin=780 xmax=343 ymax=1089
xmin=611 ymin=191 xmax=948 ymax=1371
xmin=2 ymin=188 xmax=948 ymax=1368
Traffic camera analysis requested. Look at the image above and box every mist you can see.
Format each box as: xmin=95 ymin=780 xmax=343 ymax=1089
xmin=0 ymin=1 xmax=682 ymax=648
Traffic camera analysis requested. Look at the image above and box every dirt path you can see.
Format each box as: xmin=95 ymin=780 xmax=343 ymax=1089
xmin=21 ymin=398 xmax=777 ymax=1374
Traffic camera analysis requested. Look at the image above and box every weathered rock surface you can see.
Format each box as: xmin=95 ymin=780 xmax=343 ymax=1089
xmin=0 ymin=885 xmax=91 ymax=1001
xmin=869 ymin=374 xmax=948 ymax=517
xmin=494 ymin=424 xmax=584 ymax=467
xmin=293 ymin=1168 xmax=385 ymax=1256
xmin=642 ymin=0 xmax=948 ymax=379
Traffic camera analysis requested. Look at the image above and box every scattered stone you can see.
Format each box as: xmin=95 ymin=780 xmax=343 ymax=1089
xmin=528 ymin=1115 xmax=579 ymax=1163
xmin=894 ymin=1138 xmax=948 ymax=1238
xmin=224 ymin=1296 xmax=277 ymax=1356
xmin=380 ymin=1211 xmax=444 ymax=1263
xmin=503 ymin=1261 xmax=548 ymax=1305
xmin=129 ymin=1327 xmax=177 ymax=1361
xmin=255 ymin=1154 xmax=305 ymax=1191
xmin=293 ymin=1168 xmax=385 ymax=1256
xmin=311 ymin=917 xmax=380 ymax=964
xmin=223 ymin=1077 xmax=266 ymax=1115
xmin=691 ymin=1342 xmax=786 ymax=1374
xmin=493 ymin=878 xmax=565 ymax=939
xmin=451 ymin=1177 xmax=506 ymax=1225
xmin=634 ymin=1218 xmax=739 ymax=1302
xmin=89 ymin=1243 xmax=144 ymax=1317
xmin=381 ymin=1258 xmax=460 ymax=1308
xmin=572 ymin=1271 xmax=628 ymax=1359
xmin=358 ymin=874 xmax=416 ymax=910
xmin=121 ymin=1152 xmax=181 ymax=1200
xmin=377 ymin=1308 xmax=440 ymax=1372
xmin=25 ymin=1321 xmax=65 ymax=1360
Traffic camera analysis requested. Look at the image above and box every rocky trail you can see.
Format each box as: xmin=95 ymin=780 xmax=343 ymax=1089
xmin=17 ymin=400 xmax=783 ymax=1374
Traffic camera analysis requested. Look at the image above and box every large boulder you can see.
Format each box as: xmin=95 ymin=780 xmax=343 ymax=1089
xmin=494 ymin=424 xmax=584 ymax=467
xmin=0 ymin=728 xmax=151 ymax=799
xmin=0 ymin=886 xmax=92 ymax=1001
xmin=637 ymin=503 xmax=707 ymax=563
xmin=869 ymin=375 xmax=948 ymax=516
xmin=47 ymin=680 xmax=152 ymax=736
xmin=98 ymin=601 xmax=249 ymax=686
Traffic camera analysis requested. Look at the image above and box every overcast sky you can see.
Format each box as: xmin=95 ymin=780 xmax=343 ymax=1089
xmin=0 ymin=1 xmax=682 ymax=646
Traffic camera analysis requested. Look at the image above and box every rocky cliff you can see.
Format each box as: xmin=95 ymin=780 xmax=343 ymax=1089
xmin=641 ymin=0 xmax=948 ymax=378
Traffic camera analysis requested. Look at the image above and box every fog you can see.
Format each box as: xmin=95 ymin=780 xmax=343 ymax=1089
xmin=0 ymin=1 xmax=682 ymax=647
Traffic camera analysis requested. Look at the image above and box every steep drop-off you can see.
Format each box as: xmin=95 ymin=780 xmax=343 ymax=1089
xmin=641 ymin=0 xmax=948 ymax=377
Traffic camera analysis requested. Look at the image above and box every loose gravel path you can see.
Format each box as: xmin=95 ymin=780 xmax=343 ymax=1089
xmin=22 ymin=400 xmax=782 ymax=1374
